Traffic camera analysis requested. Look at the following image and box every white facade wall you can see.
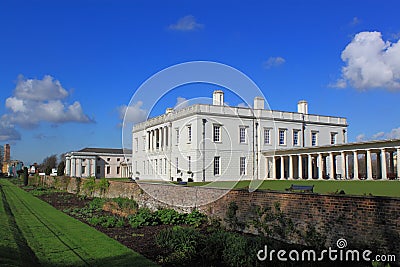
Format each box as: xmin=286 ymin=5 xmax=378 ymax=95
xmin=132 ymin=97 xmax=348 ymax=182
xmin=65 ymin=151 xmax=132 ymax=179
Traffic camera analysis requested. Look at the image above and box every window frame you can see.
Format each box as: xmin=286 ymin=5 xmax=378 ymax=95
xmin=214 ymin=156 xmax=220 ymax=176
xmin=279 ymin=129 xmax=286 ymax=146
xmin=240 ymin=157 xmax=246 ymax=175
xmin=239 ymin=127 xmax=247 ymax=143
xmin=213 ymin=125 xmax=221 ymax=142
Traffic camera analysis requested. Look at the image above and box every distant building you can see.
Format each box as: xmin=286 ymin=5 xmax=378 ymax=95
xmin=2 ymin=144 xmax=11 ymax=174
xmin=4 ymin=144 xmax=10 ymax=162
xmin=6 ymin=160 xmax=24 ymax=177
xmin=65 ymin=148 xmax=132 ymax=179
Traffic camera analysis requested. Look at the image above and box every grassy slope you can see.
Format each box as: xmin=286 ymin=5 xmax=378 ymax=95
xmin=0 ymin=179 xmax=157 ymax=267
xmin=185 ymin=180 xmax=400 ymax=197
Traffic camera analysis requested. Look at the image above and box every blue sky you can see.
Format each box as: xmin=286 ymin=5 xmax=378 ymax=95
xmin=1 ymin=0 xmax=400 ymax=165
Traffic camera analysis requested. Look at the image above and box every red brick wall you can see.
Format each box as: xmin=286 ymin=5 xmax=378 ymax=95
xmin=29 ymin=176 xmax=400 ymax=261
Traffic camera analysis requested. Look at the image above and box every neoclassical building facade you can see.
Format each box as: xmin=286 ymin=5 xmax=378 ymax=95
xmin=65 ymin=148 xmax=132 ymax=179
xmin=130 ymin=90 xmax=398 ymax=182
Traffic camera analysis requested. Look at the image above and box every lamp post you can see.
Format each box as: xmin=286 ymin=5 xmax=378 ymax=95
xmin=202 ymin=119 xmax=207 ymax=182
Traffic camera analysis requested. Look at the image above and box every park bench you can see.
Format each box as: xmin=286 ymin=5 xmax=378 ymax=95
xmin=286 ymin=184 xmax=314 ymax=193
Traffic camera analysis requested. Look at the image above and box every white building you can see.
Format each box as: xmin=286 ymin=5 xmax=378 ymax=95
xmin=65 ymin=148 xmax=132 ymax=179
xmin=132 ymin=90 xmax=351 ymax=182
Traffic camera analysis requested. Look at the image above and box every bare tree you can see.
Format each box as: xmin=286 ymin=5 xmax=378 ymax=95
xmin=40 ymin=154 xmax=58 ymax=175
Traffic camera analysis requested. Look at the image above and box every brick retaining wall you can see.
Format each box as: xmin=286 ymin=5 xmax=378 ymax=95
xmin=29 ymin=176 xmax=400 ymax=262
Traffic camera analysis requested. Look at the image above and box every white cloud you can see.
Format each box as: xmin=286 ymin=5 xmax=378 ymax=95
xmin=0 ymin=121 xmax=20 ymax=141
xmin=0 ymin=75 xmax=93 ymax=141
xmin=237 ymin=102 xmax=248 ymax=108
xmin=356 ymin=134 xmax=366 ymax=142
xmin=263 ymin=56 xmax=286 ymax=69
xmin=174 ymin=97 xmax=190 ymax=110
xmin=355 ymin=127 xmax=400 ymax=142
xmin=168 ymin=15 xmax=203 ymax=31
xmin=335 ymin=31 xmax=400 ymax=90
xmin=118 ymin=101 xmax=148 ymax=124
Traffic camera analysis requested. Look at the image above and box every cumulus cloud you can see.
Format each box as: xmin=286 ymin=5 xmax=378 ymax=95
xmin=168 ymin=15 xmax=203 ymax=31
xmin=0 ymin=121 xmax=21 ymax=141
xmin=2 ymin=75 xmax=93 ymax=129
xmin=355 ymin=127 xmax=400 ymax=142
xmin=174 ymin=97 xmax=190 ymax=110
xmin=263 ymin=56 xmax=286 ymax=69
xmin=118 ymin=101 xmax=148 ymax=124
xmin=334 ymin=31 xmax=400 ymax=90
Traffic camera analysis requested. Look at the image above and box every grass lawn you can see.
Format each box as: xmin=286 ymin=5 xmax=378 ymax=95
xmin=0 ymin=179 xmax=157 ymax=267
xmin=181 ymin=179 xmax=400 ymax=197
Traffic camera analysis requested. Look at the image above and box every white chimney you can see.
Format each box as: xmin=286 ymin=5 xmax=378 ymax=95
xmin=213 ymin=90 xmax=224 ymax=106
xmin=166 ymin=108 xmax=173 ymax=114
xmin=297 ymin=100 xmax=308 ymax=114
xmin=253 ymin=97 xmax=265 ymax=109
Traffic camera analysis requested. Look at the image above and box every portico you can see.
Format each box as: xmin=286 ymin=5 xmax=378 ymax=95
xmin=264 ymin=139 xmax=400 ymax=180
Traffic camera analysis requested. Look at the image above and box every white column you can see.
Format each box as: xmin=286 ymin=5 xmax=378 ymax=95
xmin=159 ymin=127 xmax=163 ymax=151
xmin=353 ymin=151 xmax=359 ymax=180
xmin=329 ymin=153 xmax=335 ymax=180
xmin=272 ymin=157 xmax=276 ymax=179
xmin=91 ymin=158 xmax=96 ymax=177
xmin=397 ymin=148 xmax=400 ymax=179
xmin=71 ymin=157 xmax=76 ymax=177
xmin=341 ymin=152 xmax=346 ymax=180
xmin=318 ymin=153 xmax=323 ymax=179
xmin=308 ymin=154 xmax=313 ymax=179
xmin=389 ymin=151 xmax=395 ymax=175
xmin=366 ymin=150 xmax=373 ymax=180
xmin=76 ymin=158 xmax=82 ymax=177
xmin=152 ymin=130 xmax=155 ymax=151
xmin=280 ymin=156 xmax=285 ymax=179
xmin=85 ymin=159 xmax=90 ymax=177
xmin=381 ymin=149 xmax=387 ymax=180
xmin=163 ymin=126 xmax=166 ymax=149
xmin=288 ymin=155 xmax=293 ymax=180
xmin=298 ymin=155 xmax=303 ymax=179
xmin=146 ymin=131 xmax=149 ymax=151
xmin=66 ymin=157 xmax=71 ymax=176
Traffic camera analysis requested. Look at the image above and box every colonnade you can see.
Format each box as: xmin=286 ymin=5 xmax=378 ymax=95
xmin=267 ymin=147 xmax=400 ymax=180
xmin=146 ymin=125 xmax=170 ymax=152
xmin=65 ymin=156 xmax=96 ymax=178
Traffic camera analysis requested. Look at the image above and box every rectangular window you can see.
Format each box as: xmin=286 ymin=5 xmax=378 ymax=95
xmin=239 ymin=127 xmax=246 ymax=143
xmin=82 ymin=166 xmax=86 ymax=174
xmin=135 ymin=137 xmax=139 ymax=152
xmin=188 ymin=156 xmax=191 ymax=172
xmin=155 ymin=159 xmax=158 ymax=175
xmin=213 ymin=125 xmax=221 ymax=142
xmin=159 ymin=158 xmax=163 ymax=174
xmin=240 ymin=157 xmax=246 ymax=175
xmin=264 ymin=129 xmax=271 ymax=144
xmin=331 ymin=133 xmax=337 ymax=145
xmin=293 ymin=130 xmax=299 ymax=146
xmin=187 ymin=125 xmax=192 ymax=143
xmin=176 ymin=157 xmax=179 ymax=174
xmin=96 ymin=166 xmax=100 ymax=174
xmin=214 ymin=156 xmax=220 ymax=175
xmin=107 ymin=158 xmax=110 ymax=161
xmin=176 ymin=128 xmax=180 ymax=144
xmin=117 ymin=166 xmax=120 ymax=175
xmin=312 ymin=132 xmax=318 ymax=146
xmin=106 ymin=166 xmax=110 ymax=174
xmin=117 ymin=158 xmax=120 ymax=162
xmin=143 ymin=137 xmax=146 ymax=151
xmin=164 ymin=158 xmax=167 ymax=175
xmin=279 ymin=129 xmax=286 ymax=145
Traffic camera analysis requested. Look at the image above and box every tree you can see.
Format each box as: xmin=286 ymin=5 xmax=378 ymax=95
xmin=40 ymin=154 xmax=58 ymax=174
xmin=57 ymin=161 xmax=65 ymax=176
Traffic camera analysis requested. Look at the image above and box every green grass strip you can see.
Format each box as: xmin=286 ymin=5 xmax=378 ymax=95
xmin=182 ymin=180 xmax=400 ymax=197
xmin=0 ymin=179 xmax=158 ymax=267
